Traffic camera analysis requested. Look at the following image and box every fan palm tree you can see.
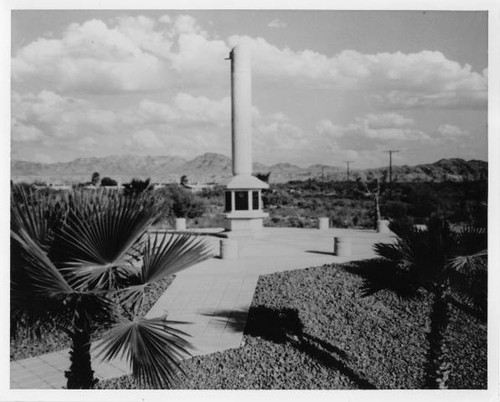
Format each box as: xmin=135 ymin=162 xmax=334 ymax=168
xmin=11 ymin=187 xmax=213 ymax=389
xmin=372 ymin=217 xmax=487 ymax=389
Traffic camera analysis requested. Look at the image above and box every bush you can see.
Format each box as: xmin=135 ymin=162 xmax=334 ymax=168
xmin=155 ymin=185 xmax=206 ymax=220
xmin=101 ymin=177 xmax=118 ymax=186
xmin=123 ymin=178 xmax=152 ymax=196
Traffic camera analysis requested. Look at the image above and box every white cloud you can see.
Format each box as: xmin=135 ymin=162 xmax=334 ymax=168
xmin=169 ymin=33 xmax=228 ymax=85
xmin=12 ymin=90 xmax=117 ymax=139
xmin=159 ymin=15 xmax=172 ymax=24
xmin=317 ymin=113 xmax=433 ymax=153
xmin=268 ymin=19 xmax=287 ymax=29
xmin=343 ymin=113 xmax=427 ymax=142
xmin=315 ymin=119 xmax=344 ymax=138
xmin=12 ymin=119 xmax=45 ymax=142
xmin=172 ymin=15 xmax=207 ymax=36
xmin=12 ymin=15 xmax=486 ymax=109
xmin=362 ymin=128 xmax=428 ymax=141
xmin=13 ymin=18 xmax=169 ymax=93
xmin=228 ymin=36 xmax=486 ymax=108
xmin=126 ymin=129 xmax=164 ymax=149
xmin=254 ymin=119 xmax=310 ymax=164
xmin=33 ymin=153 xmax=55 ymax=163
xmin=437 ymin=124 xmax=469 ymax=138
xmin=77 ymin=136 xmax=98 ymax=150
xmin=139 ymin=94 xmax=231 ymax=126
xmin=360 ymin=113 xmax=414 ymax=129
xmin=174 ymin=93 xmax=230 ymax=124
xmin=138 ymin=99 xmax=177 ymax=123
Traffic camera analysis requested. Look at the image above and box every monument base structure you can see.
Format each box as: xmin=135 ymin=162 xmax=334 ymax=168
xmin=223 ymin=174 xmax=268 ymax=238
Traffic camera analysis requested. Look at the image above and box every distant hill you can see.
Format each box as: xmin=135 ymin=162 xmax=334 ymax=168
xmin=11 ymin=153 xmax=487 ymax=184
xmin=358 ymin=158 xmax=488 ymax=183
xmin=12 ymin=155 xmax=187 ymax=184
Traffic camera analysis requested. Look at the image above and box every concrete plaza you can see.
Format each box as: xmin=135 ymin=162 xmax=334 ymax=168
xmin=10 ymin=227 xmax=395 ymax=389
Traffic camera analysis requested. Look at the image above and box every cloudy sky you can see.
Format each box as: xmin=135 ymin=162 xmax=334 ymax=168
xmin=11 ymin=10 xmax=488 ymax=168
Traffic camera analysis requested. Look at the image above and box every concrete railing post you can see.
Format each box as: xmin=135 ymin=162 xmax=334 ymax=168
xmin=220 ymin=239 xmax=239 ymax=260
xmin=318 ymin=217 xmax=329 ymax=230
xmin=175 ymin=218 xmax=186 ymax=231
xmin=334 ymin=236 xmax=351 ymax=257
xmin=377 ymin=219 xmax=390 ymax=234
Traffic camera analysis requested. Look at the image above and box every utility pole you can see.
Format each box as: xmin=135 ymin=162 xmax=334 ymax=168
xmin=321 ymin=167 xmax=325 ymax=193
xmin=384 ymin=150 xmax=399 ymax=194
xmin=344 ymin=161 xmax=353 ymax=181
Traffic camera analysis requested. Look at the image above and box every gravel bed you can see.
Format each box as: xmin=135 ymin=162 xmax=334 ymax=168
xmin=443 ymin=302 xmax=487 ymax=388
xmin=98 ymin=261 xmax=487 ymax=390
xmin=10 ymin=275 xmax=176 ymax=361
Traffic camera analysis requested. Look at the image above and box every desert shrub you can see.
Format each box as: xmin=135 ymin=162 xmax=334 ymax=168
xmin=155 ymin=185 xmax=206 ymax=220
xmin=123 ymin=178 xmax=152 ymax=197
xmin=262 ymin=190 xmax=293 ymax=208
xmin=198 ymin=187 xmax=225 ymax=207
xmin=287 ymin=217 xmax=304 ymax=228
xmin=101 ymin=177 xmax=118 ymax=186
xmin=383 ymin=200 xmax=409 ymax=220
xmin=189 ymin=213 xmax=227 ymax=229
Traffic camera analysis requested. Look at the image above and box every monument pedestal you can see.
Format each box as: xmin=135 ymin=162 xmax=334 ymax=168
xmin=224 ymin=210 xmax=268 ymax=238
xmin=223 ymin=175 xmax=268 ymax=239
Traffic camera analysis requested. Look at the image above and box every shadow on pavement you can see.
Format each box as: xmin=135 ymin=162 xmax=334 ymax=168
xmin=305 ymin=250 xmax=334 ymax=256
xmin=200 ymin=309 xmax=248 ymax=332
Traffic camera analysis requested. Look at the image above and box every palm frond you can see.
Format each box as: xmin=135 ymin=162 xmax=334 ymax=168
xmin=373 ymin=242 xmax=406 ymax=262
xmin=452 ymin=225 xmax=487 ymax=257
xmin=11 ymin=228 xmax=73 ymax=298
xmin=11 ymin=187 xmax=68 ymax=249
xmin=94 ymin=316 xmax=191 ymax=388
xmin=115 ymin=284 xmax=149 ymax=314
xmin=10 ymin=226 xmax=76 ymax=333
xmin=140 ymin=233 xmax=213 ymax=284
xmin=374 ymin=218 xmax=457 ymax=289
xmin=55 ymin=194 xmax=159 ymax=290
xmin=447 ymin=250 xmax=487 ymax=273
xmin=116 ymin=233 xmax=213 ymax=312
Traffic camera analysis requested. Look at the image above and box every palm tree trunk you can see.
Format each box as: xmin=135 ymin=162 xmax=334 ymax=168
xmin=423 ymin=286 xmax=452 ymax=389
xmin=65 ymin=314 xmax=97 ymax=389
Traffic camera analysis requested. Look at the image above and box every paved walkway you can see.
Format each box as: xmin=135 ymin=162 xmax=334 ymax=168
xmin=10 ymin=227 xmax=395 ymax=389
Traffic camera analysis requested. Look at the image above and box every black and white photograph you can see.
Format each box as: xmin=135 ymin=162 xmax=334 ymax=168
xmin=4 ymin=1 xmax=499 ymax=401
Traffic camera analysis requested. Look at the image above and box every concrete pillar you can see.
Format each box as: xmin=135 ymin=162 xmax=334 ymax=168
xmin=377 ymin=219 xmax=391 ymax=233
xmin=318 ymin=217 xmax=329 ymax=230
xmin=230 ymin=45 xmax=252 ymax=176
xmin=220 ymin=239 xmax=239 ymax=260
xmin=334 ymin=237 xmax=351 ymax=256
xmin=175 ymin=218 xmax=186 ymax=231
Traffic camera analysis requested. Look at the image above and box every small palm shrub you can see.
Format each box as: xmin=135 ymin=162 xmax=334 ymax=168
xmin=11 ymin=187 xmax=213 ymax=389
xmin=372 ymin=217 xmax=486 ymax=389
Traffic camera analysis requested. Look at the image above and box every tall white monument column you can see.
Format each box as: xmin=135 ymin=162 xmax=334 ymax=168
xmin=224 ymin=44 xmax=268 ymax=238
xmin=231 ymin=45 xmax=252 ymax=176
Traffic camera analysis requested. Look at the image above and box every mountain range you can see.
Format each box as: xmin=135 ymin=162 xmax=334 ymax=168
xmin=11 ymin=153 xmax=488 ymax=184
